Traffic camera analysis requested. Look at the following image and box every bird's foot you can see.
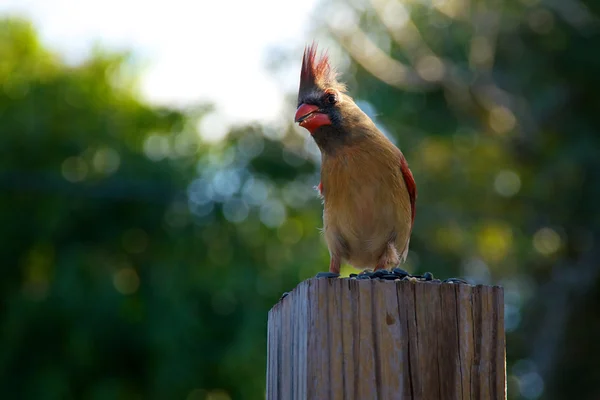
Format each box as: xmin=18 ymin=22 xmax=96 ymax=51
xmin=315 ymin=272 xmax=341 ymax=279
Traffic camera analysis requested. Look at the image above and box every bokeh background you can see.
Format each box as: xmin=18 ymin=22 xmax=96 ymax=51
xmin=1 ymin=0 xmax=599 ymax=399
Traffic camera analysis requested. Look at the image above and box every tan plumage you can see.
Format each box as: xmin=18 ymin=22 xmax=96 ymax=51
xmin=321 ymin=131 xmax=413 ymax=270
xmin=295 ymin=43 xmax=416 ymax=274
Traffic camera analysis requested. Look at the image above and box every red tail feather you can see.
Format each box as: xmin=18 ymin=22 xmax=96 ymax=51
xmin=400 ymin=156 xmax=416 ymax=225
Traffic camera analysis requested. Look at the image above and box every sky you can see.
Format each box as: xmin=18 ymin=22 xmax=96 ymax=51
xmin=0 ymin=0 xmax=318 ymax=135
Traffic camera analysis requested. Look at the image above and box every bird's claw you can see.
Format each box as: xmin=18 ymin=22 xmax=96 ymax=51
xmin=279 ymin=292 xmax=290 ymax=301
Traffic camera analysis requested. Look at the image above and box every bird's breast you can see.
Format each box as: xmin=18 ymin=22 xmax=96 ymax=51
xmin=321 ymin=148 xmax=410 ymax=257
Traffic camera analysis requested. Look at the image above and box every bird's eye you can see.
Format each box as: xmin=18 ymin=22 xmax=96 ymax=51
xmin=325 ymin=92 xmax=337 ymax=104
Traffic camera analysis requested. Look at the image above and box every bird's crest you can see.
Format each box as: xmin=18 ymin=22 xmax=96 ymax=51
xmin=298 ymin=42 xmax=345 ymax=101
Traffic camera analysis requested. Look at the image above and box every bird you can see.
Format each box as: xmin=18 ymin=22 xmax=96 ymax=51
xmin=294 ymin=43 xmax=417 ymax=278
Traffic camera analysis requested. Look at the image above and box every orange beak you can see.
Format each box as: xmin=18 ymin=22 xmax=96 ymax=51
xmin=295 ymin=104 xmax=320 ymax=124
xmin=295 ymin=104 xmax=332 ymax=133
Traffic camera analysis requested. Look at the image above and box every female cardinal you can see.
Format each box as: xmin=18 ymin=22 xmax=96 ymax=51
xmin=295 ymin=44 xmax=416 ymax=278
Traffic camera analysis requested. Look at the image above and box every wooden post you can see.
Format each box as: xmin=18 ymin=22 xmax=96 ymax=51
xmin=266 ymin=278 xmax=505 ymax=400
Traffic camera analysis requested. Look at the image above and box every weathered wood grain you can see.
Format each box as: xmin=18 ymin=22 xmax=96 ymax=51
xmin=266 ymin=278 xmax=505 ymax=400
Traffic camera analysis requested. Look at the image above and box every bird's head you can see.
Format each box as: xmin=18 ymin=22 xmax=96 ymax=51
xmin=294 ymin=43 xmax=374 ymax=152
xmin=295 ymin=43 xmax=346 ymax=134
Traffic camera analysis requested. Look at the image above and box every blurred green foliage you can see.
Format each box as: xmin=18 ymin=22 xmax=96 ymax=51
xmin=0 ymin=18 xmax=326 ymax=400
xmin=1 ymin=0 xmax=599 ymax=398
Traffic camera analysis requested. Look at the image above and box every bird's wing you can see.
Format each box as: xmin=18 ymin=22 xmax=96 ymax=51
xmin=399 ymin=154 xmax=416 ymax=225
